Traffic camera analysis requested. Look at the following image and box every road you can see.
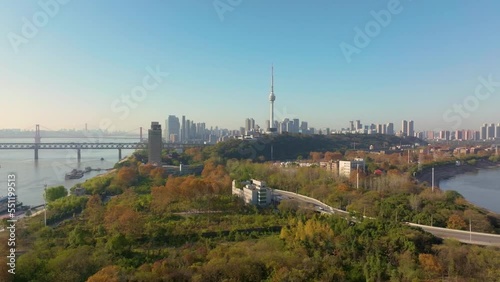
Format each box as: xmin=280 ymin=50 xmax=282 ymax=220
xmin=273 ymin=189 xmax=349 ymax=216
xmin=408 ymin=223 xmax=500 ymax=246
xmin=273 ymin=189 xmax=500 ymax=246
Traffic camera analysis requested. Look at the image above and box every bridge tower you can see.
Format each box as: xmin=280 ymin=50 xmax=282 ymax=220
xmin=34 ymin=124 xmax=41 ymax=160
xmin=140 ymin=127 xmax=143 ymax=142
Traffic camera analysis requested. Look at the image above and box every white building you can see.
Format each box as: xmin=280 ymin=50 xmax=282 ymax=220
xmin=338 ymin=158 xmax=365 ymax=177
xmin=232 ymin=179 xmax=272 ymax=206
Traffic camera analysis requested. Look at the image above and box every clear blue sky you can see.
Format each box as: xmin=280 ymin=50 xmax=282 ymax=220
xmin=1 ymin=0 xmax=499 ymax=133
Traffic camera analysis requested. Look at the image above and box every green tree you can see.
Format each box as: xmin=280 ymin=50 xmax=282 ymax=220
xmin=44 ymin=186 xmax=68 ymax=202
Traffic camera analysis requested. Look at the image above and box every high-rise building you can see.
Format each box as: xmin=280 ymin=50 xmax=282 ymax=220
xmin=401 ymin=120 xmax=408 ymax=136
xmin=293 ymin=118 xmax=300 ymax=133
xmin=186 ymin=120 xmax=192 ymax=140
xmin=300 ymin=121 xmax=308 ymax=133
xmin=386 ymin=123 xmax=394 ymax=135
xmin=439 ymin=130 xmax=450 ymax=140
xmin=356 ymin=120 xmax=362 ymax=131
xmin=376 ymin=124 xmax=383 ymax=134
xmin=166 ymin=115 xmax=180 ymax=143
xmin=408 ymin=120 xmax=414 ymax=137
xmin=148 ymin=122 xmax=162 ymax=165
xmin=180 ymin=115 xmax=186 ymax=143
xmin=496 ymin=123 xmax=500 ymax=139
xmin=480 ymin=123 xmax=488 ymax=140
xmin=245 ymin=118 xmax=255 ymax=133
xmin=488 ymin=123 xmax=496 ymax=140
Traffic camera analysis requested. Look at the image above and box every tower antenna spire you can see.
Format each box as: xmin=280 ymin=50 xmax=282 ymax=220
xmin=271 ymin=64 xmax=274 ymax=93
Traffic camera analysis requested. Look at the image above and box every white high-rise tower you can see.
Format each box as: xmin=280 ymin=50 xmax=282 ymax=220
xmin=268 ymin=65 xmax=276 ymax=131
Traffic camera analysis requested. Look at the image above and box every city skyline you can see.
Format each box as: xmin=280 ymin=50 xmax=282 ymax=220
xmin=1 ymin=1 xmax=500 ymax=131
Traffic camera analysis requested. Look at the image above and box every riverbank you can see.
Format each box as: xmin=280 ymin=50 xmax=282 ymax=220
xmin=416 ymin=159 xmax=500 ymax=187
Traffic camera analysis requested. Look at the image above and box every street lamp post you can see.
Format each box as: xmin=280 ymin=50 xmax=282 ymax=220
xmin=44 ymin=184 xmax=47 ymax=227
xmin=356 ymin=163 xmax=359 ymax=189
xmin=469 ymin=218 xmax=472 ymax=242
xmin=431 ymin=167 xmax=435 ymax=192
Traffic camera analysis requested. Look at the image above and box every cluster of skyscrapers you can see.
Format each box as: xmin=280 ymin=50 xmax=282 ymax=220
xmin=164 ymin=115 xmax=249 ymax=144
xmin=417 ymin=122 xmax=500 ymax=141
xmin=164 ymin=115 xmax=209 ymax=143
xmin=243 ymin=117 xmax=314 ymax=135
xmin=160 ymin=66 xmax=498 ymax=144
xmin=334 ymin=119 xmax=414 ymax=137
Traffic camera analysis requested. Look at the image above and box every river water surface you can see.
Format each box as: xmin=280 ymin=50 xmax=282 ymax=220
xmin=0 ymin=138 xmax=137 ymax=206
xmin=440 ymin=167 xmax=500 ymax=213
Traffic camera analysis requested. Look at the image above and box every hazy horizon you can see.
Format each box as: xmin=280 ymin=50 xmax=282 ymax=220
xmin=1 ymin=1 xmax=500 ymax=132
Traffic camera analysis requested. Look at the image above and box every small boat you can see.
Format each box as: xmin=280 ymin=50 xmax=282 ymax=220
xmin=100 ymin=157 xmax=104 ymax=161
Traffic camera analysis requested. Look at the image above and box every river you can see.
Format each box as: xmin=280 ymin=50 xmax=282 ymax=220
xmin=440 ymin=167 xmax=500 ymax=214
xmin=0 ymin=138 xmax=138 ymax=206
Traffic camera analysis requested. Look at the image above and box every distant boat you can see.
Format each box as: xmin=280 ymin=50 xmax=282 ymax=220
xmin=65 ymin=169 xmax=84 ymax=180
xmin=100 ymin=157 xmax=104 ymax=161
xmin=0 ymin=196 xmax=22 ymax=214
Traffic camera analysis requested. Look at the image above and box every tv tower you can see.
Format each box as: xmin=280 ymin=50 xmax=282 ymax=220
xmin=269 ymin=65 xmax=276 ymax=131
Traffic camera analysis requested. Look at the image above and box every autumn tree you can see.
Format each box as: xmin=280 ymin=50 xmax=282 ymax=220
xmin=138 ymin=163 xmax=154 ymax=178
xmin=114 ymin=166 xmax=138 ymax=188
xmin=309 ymin=152 xmax=324 ymax=162
xmin=104 ymin=190 xmax=143 ymax=242
xmin=447 ymin=214 xmax=467 ymax=230
xmin=202 ymin=161 xmax=231 ymax=193
xmin=419 ymin=253 xmax=442 ymax=279
xmin=324 ymin=151 xmax=343 ymax=161
xmin=87 ymin=265 xmax=124 ymax=282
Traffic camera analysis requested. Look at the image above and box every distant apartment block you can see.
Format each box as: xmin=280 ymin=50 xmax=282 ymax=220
xmin=320 ymin=161 xmax=339 ymax=176
xmin=339 ymin=158 xmax=365 ymax=177
xmin=232 ymin=179 xmax=272 ymax=206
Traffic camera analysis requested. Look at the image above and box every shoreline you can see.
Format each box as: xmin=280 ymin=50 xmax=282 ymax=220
xmin=416 ymin=159 xmax=500 ymax=215
xmin=415 ymin=159 xmax=500 ymax=187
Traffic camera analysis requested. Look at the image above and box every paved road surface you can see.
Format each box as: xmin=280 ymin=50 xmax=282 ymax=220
xmin=273 ymin=189 xmax=500 ymax=246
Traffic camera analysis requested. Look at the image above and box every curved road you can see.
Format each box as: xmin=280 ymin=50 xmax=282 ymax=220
xmin=273 ymin=189 xmax=500 ymax=246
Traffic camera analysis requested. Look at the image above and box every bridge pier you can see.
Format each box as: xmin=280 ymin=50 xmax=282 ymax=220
xmin=77 ymin=149 xmax=81 ymax=161
xmin=34 ymin=147 xmax=39 ymax=160
xmin=118 ymin=148 xmax=122 ymax=160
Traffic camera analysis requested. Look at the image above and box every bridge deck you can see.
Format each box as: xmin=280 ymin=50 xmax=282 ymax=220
xmin=0 ymin=143 xmax=204 ymax=150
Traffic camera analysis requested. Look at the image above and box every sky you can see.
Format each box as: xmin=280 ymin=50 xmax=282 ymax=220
xmin=1 ymin=0 xmax=500 ymax=133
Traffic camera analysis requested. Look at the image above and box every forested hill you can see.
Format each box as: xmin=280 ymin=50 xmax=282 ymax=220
xmin=208 ymin=133 xmax=425 ymax=161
